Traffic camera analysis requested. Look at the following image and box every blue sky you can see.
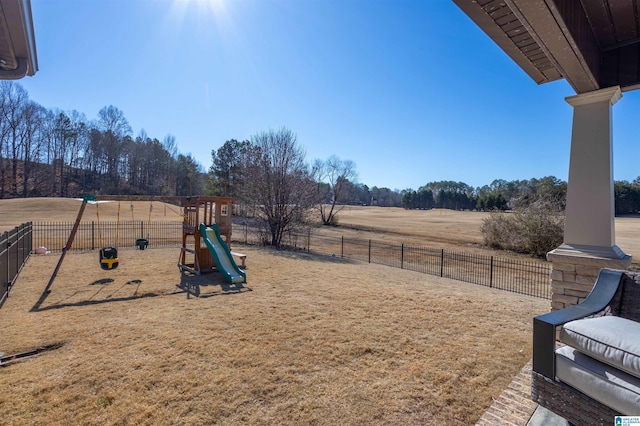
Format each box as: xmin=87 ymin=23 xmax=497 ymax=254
xmin=20 ymin=0 xmax=639 ymax=191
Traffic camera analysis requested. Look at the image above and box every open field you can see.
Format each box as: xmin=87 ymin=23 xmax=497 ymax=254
xmin=323 ymin=206 xmax=640 ymax=261
xmin=3 ymin=199 xmax=640 ymax=260
xmin=329 ymin=206 xmax=489 ymax=246
xmin=0 ymin=246 xmax=546 ymax=425
xmin=0 ymin=197 xmax=184 ymax=231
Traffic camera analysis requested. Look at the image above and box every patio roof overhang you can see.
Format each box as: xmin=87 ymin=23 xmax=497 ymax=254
xmin=452 ymin=0 xmax=640 ymax=94
xmin=0 ymin=0 xmax=37 ymax=79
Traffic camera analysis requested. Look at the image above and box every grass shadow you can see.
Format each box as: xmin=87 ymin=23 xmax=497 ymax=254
xmin=89 ymin=278 xmax=114 ymax=285
xmin=261 ymin=246 xmax=361 ymax=265
xmin=178 ymin=271 xmax=252 ymax=298
xmin=31 ymin=275 xmax=185 ymax=312
xmin=127 ymin=279 xmax=142 ymax=296
xmin=30 ymin=287 xmax=187 ymax=312
xmin=30 ymin=251 xmax=253 ymax=312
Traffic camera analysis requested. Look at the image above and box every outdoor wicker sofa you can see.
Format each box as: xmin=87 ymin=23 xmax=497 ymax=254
xmin=531 ymin=268 xmax=640 ymax=425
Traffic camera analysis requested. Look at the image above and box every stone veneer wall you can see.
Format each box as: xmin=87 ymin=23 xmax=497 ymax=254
xmin=547 ymin=252 xmax=631 ymax=311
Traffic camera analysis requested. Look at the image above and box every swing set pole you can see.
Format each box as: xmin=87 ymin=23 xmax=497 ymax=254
xmin=43 ymin=195 xmax=94 ymax=294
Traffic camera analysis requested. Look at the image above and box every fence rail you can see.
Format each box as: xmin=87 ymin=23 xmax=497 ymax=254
xmin=235 ymin=224 xmax=551 ymax=299
xmin=1 ymin=222 xmax=32 ymax=308
xmin=33 ymin=221 xmax=183 ymax=251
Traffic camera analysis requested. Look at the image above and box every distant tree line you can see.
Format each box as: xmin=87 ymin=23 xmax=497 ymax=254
xmin=401 ymin=177 xmax=640 ymax=215
xmin=5 ymin=81 xmax=640 ymax=223
xmin=0 ymin=81 xmax=204 ymax=198
xmin=614 ymin=180 xmax=640 ymax=215
xmin=401 ymin=177 xmax=568 ymax=211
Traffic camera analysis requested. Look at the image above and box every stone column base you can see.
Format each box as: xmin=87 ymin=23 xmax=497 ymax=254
xmin=547 ymin=244 xmax=631 ymax=311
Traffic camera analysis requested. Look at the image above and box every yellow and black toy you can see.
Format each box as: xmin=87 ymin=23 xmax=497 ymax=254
xmin=99 ymin=246 xmax=119 ymax=270
xmin=96 ymin=200 xmax=120 ymax=270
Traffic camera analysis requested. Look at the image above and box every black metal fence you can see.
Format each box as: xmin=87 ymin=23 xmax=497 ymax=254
xmin=31 ymin=221 xmax=551 ymax=299
xmin=1 ymin=222 xmax=32 ymax=308
xmin=235 ymin=224 xmax=551 ymax=299
xmin=33 ymin=221 xmax=183 ymax=251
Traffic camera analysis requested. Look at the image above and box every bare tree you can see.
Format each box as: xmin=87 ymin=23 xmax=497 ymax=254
xmin=162 ymin=134 xmax=178 ymax=159
xmin=139 ymin=136 xmax=176 ymax=195
xmin=67 ymin=110 xmax=89 ymax=171
xmin=0 ymin=81 xmax=29 ymax=196
xmin=47 ymin=109 xmax=74 ymax=196
xmin=0 ymin=82 xmax=9 ymax=197
xmin=18 ymin=101 xmax=45 ymax=196
xmin=245 ymin=127 xmax=317 ymax=247
xmin=315 ymin=155 xmax=357 ymax=225
xmin=96 ymin=105 xmax=132 ymax=191
xmin=161 ymin=135 xmax=179 ymax=192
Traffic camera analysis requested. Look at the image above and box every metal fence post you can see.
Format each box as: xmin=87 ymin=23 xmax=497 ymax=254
xmin=2 ymin=231 xmax=8 ymax=305
xmin=341 ymin=236 xmax=344 ymax=258
xmin=91 ymin=221 xmax=95 ymax=250
xmin=401 ymin=243 xmax=404 ymax=269
xmin=490 ymin=256 xmax=494 ymax=288
xmin=368 ymin=240 xmax=371 ymax=263
xmin=440 ymin=249 xmax=444 ymax=277
xmin=27 ymin=222 xmax=32 ymax=257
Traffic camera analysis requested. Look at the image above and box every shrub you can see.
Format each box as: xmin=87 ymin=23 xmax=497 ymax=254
xmin=481 ymin=202 xmax=564 ymax=257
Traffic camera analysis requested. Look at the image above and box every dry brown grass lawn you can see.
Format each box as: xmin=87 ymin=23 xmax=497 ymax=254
xmin=1 ymin=246 xmax=546 ymax=425
xmin=1 ymin=198 xmax=639 ymax=424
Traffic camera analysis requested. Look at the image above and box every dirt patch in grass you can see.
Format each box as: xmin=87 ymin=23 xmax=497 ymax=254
xmin=0 ymin=246 xmax=546 ymax=425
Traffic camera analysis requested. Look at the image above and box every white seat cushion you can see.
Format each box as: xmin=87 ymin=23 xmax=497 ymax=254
xmin=560 ymin=316 xmax=640 ymax=378
xmin=556 ymin=345 xmax=640 ymax=415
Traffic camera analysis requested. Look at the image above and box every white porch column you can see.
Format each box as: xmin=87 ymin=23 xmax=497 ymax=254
xmin=547 ymin=86 xmax=631 ymax=310
xmin=564 ymin=87 xmax=621 ymax=251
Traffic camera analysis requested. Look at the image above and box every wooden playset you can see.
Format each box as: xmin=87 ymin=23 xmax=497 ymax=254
xmin=43 ymin=195 xmax=237 ymax=294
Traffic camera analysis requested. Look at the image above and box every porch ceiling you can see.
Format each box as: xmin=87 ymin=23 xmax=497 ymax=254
xmin=0 ymin=0 xmax=37 ymax=79
xmin=453 ymin=0 xmax=640 ymax=94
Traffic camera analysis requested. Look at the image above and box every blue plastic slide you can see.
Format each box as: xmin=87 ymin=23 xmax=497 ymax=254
xmin=199 ymin=223 xmax=247 ymax=284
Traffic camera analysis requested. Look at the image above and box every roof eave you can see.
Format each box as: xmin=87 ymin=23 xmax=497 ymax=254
xmin=507 ymin=0 xmax=599 ymax=93
xmin=453 ymin=0 xmax=602 ymax=94
xmin=18 ymin=0 xmax=38 ymax=76
xmin=453 ymin=0 xmax=558 ymax=85
xmin=0 ymin=0 xmax=37 ymax=79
